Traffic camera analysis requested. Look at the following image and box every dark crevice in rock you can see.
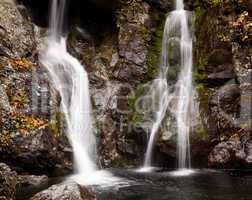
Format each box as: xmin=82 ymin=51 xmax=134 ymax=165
xmin=18 ymin=0 xmax=118 ymax=41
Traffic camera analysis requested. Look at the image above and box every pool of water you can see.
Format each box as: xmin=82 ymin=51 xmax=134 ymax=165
xmin=97 ymin=169 xmax=252 ymax=200
xmin=17 ymin=169 xmax=252 ymax=200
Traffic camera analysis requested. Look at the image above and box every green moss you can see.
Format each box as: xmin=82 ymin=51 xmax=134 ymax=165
xmin=167 ymin=66 xmax=180 ymax=81
xmin=48 ymin=112 xmax=64 ymax=137
xmin=194 ymin=56 xmax=208 ymax=81
xmin=194 ymin=6 xmax=206 ymax=20
xmin=196 ymin=84 xmax=210 ymax=112
xmin=194 ymin=127 xmax=208 ymax=140
xmin=146 ymin=18 xmax=165 ymax=79
xmin=217 ymin=32 xmax=231 ymax=42
xmin=207 ymin=0 xmax=224 ymax=7
xmin=128 ymin=84 xmax=146 ymax=110
xmin=128 ymin=83 xmax=148 ymax=125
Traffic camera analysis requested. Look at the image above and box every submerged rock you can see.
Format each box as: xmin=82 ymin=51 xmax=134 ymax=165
xmin=31 ymin=182 xmax=96 ymax=200
xmin=0 ymin=163 xmax=17 ymax=200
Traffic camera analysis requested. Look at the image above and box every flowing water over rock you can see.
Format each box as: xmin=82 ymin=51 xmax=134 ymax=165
xmin=41 ymin=0 xmax=96 ymax=176
xmin=40 ymin=0 xmax=120 ymax=185
xmin=142 ymin=0 xmax=194 ymax=171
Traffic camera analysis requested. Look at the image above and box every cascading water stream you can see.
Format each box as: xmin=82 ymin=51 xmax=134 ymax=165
xmin=40 ymin=0 xmax=121 ymax=185
xmin=41 ymin=0 xmax=97 ymax=176
xmin=141 ymin=0 xmax=194 ymax=173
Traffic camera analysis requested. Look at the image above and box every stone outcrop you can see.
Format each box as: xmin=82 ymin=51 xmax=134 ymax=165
xmin=0 ymin=0 xmax=72 ymax=175
xmin=31 ymin=182 xmax=96 ymax=200
xmin=194 ymin=0 xmax=252 ymax=168
xmin=209 ymin=140 xmax=252 ymax=168
xmin=1 ymin=127 xmax=72 ymax=175
xmin=0 ymin=0 xmax=34 ymax=58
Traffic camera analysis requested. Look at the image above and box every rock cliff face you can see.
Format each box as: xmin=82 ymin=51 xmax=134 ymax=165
xmin=0 ymin=0 xmax=72 ymax=175
xmin=0 ymin=0 xmax=251 ymax=178
xmin=193 ymin=0 xmax=252 ymax=168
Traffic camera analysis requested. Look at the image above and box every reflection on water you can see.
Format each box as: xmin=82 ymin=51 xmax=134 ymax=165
xmin=97 ymin=169 xmax=252 ymax=200
xmin=17 ymin=170 xmax=252 ymax=200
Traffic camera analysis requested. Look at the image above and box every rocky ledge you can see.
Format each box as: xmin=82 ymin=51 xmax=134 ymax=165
xmin=31 ymin=182 xmax=96 ymax=200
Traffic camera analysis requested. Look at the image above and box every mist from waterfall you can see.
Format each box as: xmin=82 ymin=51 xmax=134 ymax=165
xmin=142 ymin=0 xmax=194 ymax=172
xmin=40 ymin=0 xmax=97 ymax=176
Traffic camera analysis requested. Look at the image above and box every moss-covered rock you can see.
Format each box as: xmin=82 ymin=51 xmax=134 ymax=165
xmin=194 ymin=0 xmax=252 ymax=168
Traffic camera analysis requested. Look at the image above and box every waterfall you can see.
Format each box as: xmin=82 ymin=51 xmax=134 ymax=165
xmin=141 ymin=0 xmax=194 ymax=173
xmin=176 ymin=0 xmax=184 ymax=10
xmin=40 ymin=0 xmax=123 ymax=185
xmin=41 ymin=0 xmax=97 ymax=179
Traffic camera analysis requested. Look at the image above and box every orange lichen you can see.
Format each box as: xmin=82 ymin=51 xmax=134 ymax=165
xmin=231 ymin=11 xmax=252 ymax=42
xmin=9 ymin=58 xmax=34 ymax=71
xmin=10 ymin=89 xmax=29 ymax=109
xmin=13 ymin=114 xmax=48 ymax=135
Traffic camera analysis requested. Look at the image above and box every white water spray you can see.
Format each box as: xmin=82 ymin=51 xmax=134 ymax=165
xmin=40 ymin=0 xmax=124 ymax=185
xmin=142 ymin=0 xmax=194 ymax=172
xmin=41 ymin=0 xmax=97 ymax=176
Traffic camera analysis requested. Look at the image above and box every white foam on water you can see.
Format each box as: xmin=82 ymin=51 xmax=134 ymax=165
xmin=170 ymin=169 xmax=195 ymax=176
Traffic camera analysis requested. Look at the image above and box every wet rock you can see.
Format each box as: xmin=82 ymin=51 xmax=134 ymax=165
xmin=0 ymin=0 xmax=72 ymax=176
xmin=208 ymin=49 xmax=232 ymax=66
xmin=204 ymin=58 xmax=236 ymax=85
xmin=210 ymin=84 xmax=240 ymax=111
xmin=147 ymin=0 xmax=173 ymax=11
xmin=0 ymin=163 xmax=17 ymax=200
xmin=209 ymin=84 xmax=241 ymax=137
xmin=0 ymin=0 xmax=34 ymax=58
xmin=209 ymin=140 xmax=252 ymax=168
xmin=31 ymin=182 xmax=96 ymax=200
xmin=0 ymin=60 xmax=68 ymax=175
xmin=116 ymin=0 xmax=153 ymax=83
xmin=245 ymin=141 xmax=252 ymax=164
xmin=0 ymin=128 xmax=72 ymax=176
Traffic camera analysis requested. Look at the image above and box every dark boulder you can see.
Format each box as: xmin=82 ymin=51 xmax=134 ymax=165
xmin=209 ymin=84 xmax=241 ymax=137
xmin=208 ymin=49 xmax=233 ymax=66
xmin=0 ymin=128 xmax=73 ymax=176
xmin=209 ymin=139 xmax=252 ymax=168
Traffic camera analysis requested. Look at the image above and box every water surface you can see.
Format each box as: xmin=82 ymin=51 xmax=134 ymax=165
xmin=17 ymin=169 xmax=252 ymax=200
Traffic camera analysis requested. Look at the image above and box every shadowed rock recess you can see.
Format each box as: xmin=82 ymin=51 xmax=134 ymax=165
xmin=0 ymin=0 xmax=251 ymax=199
